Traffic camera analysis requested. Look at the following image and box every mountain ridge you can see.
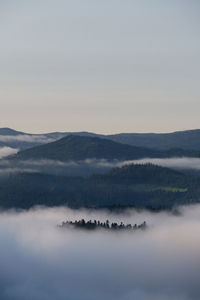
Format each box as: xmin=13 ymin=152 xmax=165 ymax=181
xmin=1 ymin=127 xmax=200 ymax=151
xmin=11 ymin=135 xmax=162 ymax=161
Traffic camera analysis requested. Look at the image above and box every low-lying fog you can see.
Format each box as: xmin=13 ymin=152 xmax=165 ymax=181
xmin=1 ymin=157 xmax=200 ymax=177
xmin=0 ymin=205 xmax=200 ymax=300
xmin=133 ymin=157 xmax=200 ymax=170
xmin=0 ymin=135 xmax=55 ymax=144
xmin=0 ymin=147 xmax=18 ymax=159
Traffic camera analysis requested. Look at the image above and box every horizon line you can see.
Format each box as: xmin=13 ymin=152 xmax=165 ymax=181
xmin=0 ymin=126 xmax=200 ymax=136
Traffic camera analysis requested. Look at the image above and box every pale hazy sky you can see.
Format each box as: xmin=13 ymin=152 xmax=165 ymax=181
xmin=0 ymin=0 xmax=199 ymax=134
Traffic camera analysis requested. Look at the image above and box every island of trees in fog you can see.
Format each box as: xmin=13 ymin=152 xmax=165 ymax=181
xmin=59 ymin=219 xmax=147 ymax=231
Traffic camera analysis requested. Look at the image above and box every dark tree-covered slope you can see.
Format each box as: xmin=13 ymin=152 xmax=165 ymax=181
xmin=93 ymin=164 xmax=191 ymax=186
xmin=12 ymin=135 xmax=162 ymax=161
xmin=10 ymin=135 xmax=200 ymax=162
xmin=0 ymin=164 xmax=199 ymax=210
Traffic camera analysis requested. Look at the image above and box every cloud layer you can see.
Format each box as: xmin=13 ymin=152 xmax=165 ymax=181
xmin=0 ymin=206 xmax=200 ymax=300
xmin=0 ymin=147 xmax=18 ymax=159
xmin=131 ymin=157 xmax=200 ymax=170
xmin=0 ymin=134 xmax=55 ymax=144
xmin=0 ymin=157 xmax=200 ymax=177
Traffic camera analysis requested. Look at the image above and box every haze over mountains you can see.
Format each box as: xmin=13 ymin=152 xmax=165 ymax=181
xmin=1 ymin=128 xmax=198 ymax=165
xmin=0 ymin=127 xmax=200 ymax=210
xmin=1 ymin=127 xmax=200 ymax=152
xmin=0 ymin=127 xmax=199 ymax=210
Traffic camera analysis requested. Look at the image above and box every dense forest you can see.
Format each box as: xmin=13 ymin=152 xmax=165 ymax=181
xmin=0 ymin=164 xmax=199 ymax=210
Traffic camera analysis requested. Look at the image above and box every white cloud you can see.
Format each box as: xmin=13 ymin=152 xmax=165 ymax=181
xmin=0 ymin=135 xmax=55 ymax=144
xmin=0 ymin=147 xmax=18 ymax=159
xmin=130 ymin=157 xmax=200 ymax=170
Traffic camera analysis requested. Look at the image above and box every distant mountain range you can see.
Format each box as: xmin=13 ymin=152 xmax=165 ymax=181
xmin=9 ymin=134 xmax=200 ymax=163
xmin=1 ymin=127 xmax=200 ymax=151
xmin=1 ymin=128 xmax=200 ymax=211
xmin=108 ymin=130 xmax=200 ymax=150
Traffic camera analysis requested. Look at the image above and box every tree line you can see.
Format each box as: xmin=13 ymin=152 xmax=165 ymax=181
xmin=59 ymin=219 xmax=147 ymax=231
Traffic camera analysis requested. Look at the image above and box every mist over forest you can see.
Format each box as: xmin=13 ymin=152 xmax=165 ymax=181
xmin=0 ymin=206 xmax=200 ymax=300
xmin=1 ymin=0 xmax=199 ymax=297
xmin=1 ymin=132 xmax=200 ymax=211
xmin=1 ymin=155 xmax=200 ymax=178
xmin=1 ymin=130 xmax=199 ymax=300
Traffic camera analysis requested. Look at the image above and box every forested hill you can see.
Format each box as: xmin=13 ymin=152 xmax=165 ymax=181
xmin=0 ymin=164 xmax=199 ymax=210
xmin=9 ymin=135 xmax=200 ymax=162
xmin=93 ymin=164 xmax=191 ymax=186
xmin=11 ymin=135 xmax=162 ymax=161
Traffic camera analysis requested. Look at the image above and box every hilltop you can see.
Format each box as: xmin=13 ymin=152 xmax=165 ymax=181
xmin=11 ymin=135 xmax=161 ymax=161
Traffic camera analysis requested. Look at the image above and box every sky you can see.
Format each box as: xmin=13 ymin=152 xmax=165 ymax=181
xmin=0 ymin=0 xmax=199 ymax=134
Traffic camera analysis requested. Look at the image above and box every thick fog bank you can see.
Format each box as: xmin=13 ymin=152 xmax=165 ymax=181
xmin=0 ymin=206 xmax=200 ymax=300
